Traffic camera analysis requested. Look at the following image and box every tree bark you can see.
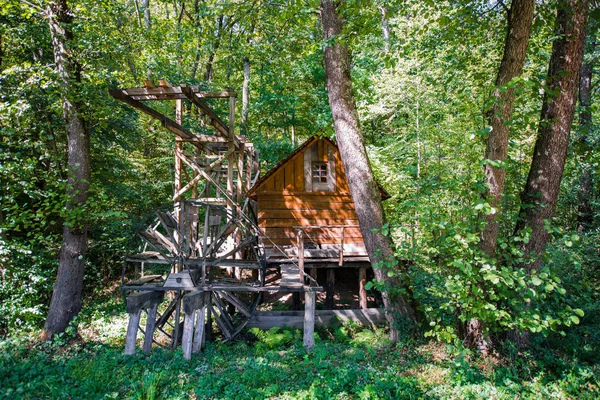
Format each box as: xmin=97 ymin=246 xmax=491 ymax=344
xmin=43 ymin=0 xmax=91 ymax=337
xmin=576 ymin=47 xmax=594 ymax=232
xmin=242 ymin=57 xmax=250 ymax=133
xmin=480 ymin=0 xmax=535 ymax=256
xmin=379 ymin=6 xmax=390 ymax=53
xmin=321 ymin=0 xmax=416 ymax=341
xmin=142 ymin=0 xmax=151 ymax=29
xmin=469 ymin=0 xmax=535 ymax=353
xmin=204 ymin=15 xmax=224 ymax=82
xmin=514 ymin=0 xmax=589 ymax=272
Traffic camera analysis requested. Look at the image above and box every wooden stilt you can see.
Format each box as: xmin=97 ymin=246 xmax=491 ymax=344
xmin=310 ymin=268 xmax=317 ymax=282
xmin=192 ymin=304 xmax=206 ymax=353
xmin=125 ymin=291 xmax=164 ymax=355
xmin=359 ymin=267 xmax=368 ymax=310
xmin=303 ymin=291 xmax=316 ymax=351
xmin=172 ymin=292 xmax=182 ymax=349
xmin=182 ymin=310 xmax=195 ymax=360
xmin=142 ymin=303 xmax=158 ymax=353
xmin=124 ymin=309 xmax=141 ymax=355
xmin=326 ymin=269 xmax=335 ymax=309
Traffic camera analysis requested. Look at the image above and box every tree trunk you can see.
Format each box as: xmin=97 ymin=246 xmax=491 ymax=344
xmin=204 ymin=15 xmax=224 ymax=82
xmin=142 ymin=0 xmax=151 ymax=29
xmin=480 ymin=0 xmax=535 ymax=256
xmin=321 ymin=0 xmax=416 ymax=341
xmin=43 ymin=0 xmax=91 ymax=337
xmin=514 ymin=0 xmax=589 ymax=272
xmin=242 ymin=57 xmax=250 ymax=133
xmin=469 ymin=0 xmax=535 ymax=353
xmin=379 ymin=6 xmax=390 ymax=53
xmin=576 ymin=57 xmax=594 ymax=232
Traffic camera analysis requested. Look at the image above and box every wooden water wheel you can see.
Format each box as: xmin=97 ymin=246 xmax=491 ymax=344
xmin=112 ymin=82 xmax=267 ymax=349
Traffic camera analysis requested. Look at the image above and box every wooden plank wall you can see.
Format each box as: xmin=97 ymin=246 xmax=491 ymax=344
xmin=256 ymin=139 xmax=365 ymax=248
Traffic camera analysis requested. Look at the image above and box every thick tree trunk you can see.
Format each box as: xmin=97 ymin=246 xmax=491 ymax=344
xmin=44 ymin=0 xmax=91 ymax=337
xmin=514 ymin=0 xmax=588 ymax=272
xmin=576 ymin=60 xmax=594 ymax=232
xmin=321 ymin=0 xmax=416 ymax=341
xmin=470 ymin=0 xmax=535 ymax=353
xmin=242 ymin=57 xmax=250 ymax=133
xmin=480 ymin=0 xmax=535 ymax=256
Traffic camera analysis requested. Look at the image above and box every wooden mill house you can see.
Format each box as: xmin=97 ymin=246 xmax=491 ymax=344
xmin=247 ymin=136 xmax=389 ymax=310
xmin=112 ymin=82 xmax=385 ymax=358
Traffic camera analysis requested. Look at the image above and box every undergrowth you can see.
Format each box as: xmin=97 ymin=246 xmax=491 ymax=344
xmin=0 ymin=290 xmax=598 ymax=399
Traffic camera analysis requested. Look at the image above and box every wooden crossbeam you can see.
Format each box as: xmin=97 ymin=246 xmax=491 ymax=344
xmin=122 ymin=86 xmax=235 ymax=100
xmin=173 ymin=147 xmax=235 ymax=201
xmin=180 ymin=86 xmax=239 ymax=147
xmin=110 ymin=89 xmax=197 ymax=142
xmin=111 ymin=89 xmax=233 ymax=148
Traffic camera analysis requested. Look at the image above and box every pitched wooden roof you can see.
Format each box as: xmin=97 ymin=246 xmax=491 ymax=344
xmin=246 ymin=136 xmax=391 ymax=200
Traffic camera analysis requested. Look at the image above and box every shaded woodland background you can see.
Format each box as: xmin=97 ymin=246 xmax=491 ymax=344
xmin=0 ymin=0 xmax=598 ymax=356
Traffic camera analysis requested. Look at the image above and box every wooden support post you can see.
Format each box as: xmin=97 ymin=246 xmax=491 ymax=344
xmin=297 ymin=230 xmax=304 ymax=283
xmin=192 ymin=147 xmax=201 ymax=199
xmin=206 ymin=292 xmax=213 ymax=342
xmin=310 ymin=268 xmax=317 ymax=282
xmin=192 ymin=303 xmax=207 ymax=353
xmin=172 ymin=292 xmax=182 ymax=349
xmin=142 ymin=303 xmax=158 ymax=353
xmin=174 ymin=99 xmax=183 ymax=273
xmin=303 ymin=291 xmax=315 ymax=351
xmin=227 ymin=95 xmax=236 ymax=219
xmin=338 ymin=226 xmax=345 ymax=266
xmin=326 ymin=269 xmax=335 ymax=309
xmin=182 ymin=309 xmax=195 ymax=360
xmin=124 ymin=309 xmax=141 ymax=355
xmin=359 ymin=267 xmax=368 ymax=310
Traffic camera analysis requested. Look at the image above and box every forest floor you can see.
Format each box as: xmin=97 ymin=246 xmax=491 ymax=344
xmin=1 ymin=287 xmax=598 ymax=399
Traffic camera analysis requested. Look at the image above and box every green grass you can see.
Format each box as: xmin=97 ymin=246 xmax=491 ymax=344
xmin=1 ymin=291 xmax=598 ymax=399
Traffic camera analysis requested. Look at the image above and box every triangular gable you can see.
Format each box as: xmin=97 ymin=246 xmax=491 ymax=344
xmin=246 ymin=136 xmax=390 ymax=200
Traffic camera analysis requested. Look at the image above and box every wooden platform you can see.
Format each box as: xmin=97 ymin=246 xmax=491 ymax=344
xmin=247 ymin=308 xmax=385 ymax=330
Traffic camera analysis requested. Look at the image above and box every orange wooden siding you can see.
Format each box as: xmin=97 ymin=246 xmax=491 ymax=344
xmin=255 ymin=139 xmax=365 ymax=247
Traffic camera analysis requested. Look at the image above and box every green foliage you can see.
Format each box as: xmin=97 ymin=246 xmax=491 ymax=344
xmin=0 ymin=292 xmax=598 ymax=399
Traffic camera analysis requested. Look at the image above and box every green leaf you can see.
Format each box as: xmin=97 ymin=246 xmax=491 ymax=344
xmin=573 ymin=309 xmax=584 ymax=317
xmin=531 ymin=276 xmax=542 ymax=286
xmin=570 ymin=315 xmax=580 ymax=325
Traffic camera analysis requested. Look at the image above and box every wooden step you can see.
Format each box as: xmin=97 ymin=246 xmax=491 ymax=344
xmin=127 ymin=274 xmax=164 ymax=285
xmin=279 ymin=264 xmax=303 ymax=289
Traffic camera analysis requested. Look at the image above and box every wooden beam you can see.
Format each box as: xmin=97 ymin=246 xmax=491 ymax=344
xmin=297 ymin=230 xmax=304 ymax=282
xmin=173 ymin=147 xmax=235 ymax=201
xmin=143 ymin=303 xmax=159 ymax=353
xmin=182 ymin=309 xmax=195 ymax=360
xmin=126 ymin=291 xmax=165 ymax=314
xmin=122 ymin=86 xmax=235 ymax=99
xmin=144 ymin=79 xmax=156 ymax=88
xmin=304 ymin=291 xmax=316 ymax=351
xmin=110 ymin=89 xmax=200 ymax=144
xmin=339 ymin=226 xmax=345 ymax=267
xmin=124 ymin=308 xmax=141 ymax=355
xmin=180 ymin=86 xmax=237 ymax=145
xmin=192 ymin=304 xmax=207 ymax=353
